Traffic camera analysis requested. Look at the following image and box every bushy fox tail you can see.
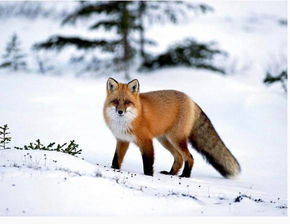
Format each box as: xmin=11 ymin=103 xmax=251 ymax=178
xmin=189 ymin=107 xmax=241 ymax=178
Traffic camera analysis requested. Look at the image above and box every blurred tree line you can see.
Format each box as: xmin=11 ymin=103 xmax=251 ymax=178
xmin=0 ymin=1 xmax=69 ymax=20
xmin=33 ymin=1 xmax=227 ymax=80
xmin=0 ymin=1 xmax=287 ymax=92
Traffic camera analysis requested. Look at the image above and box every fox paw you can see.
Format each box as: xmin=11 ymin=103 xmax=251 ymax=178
xmin=160 ymin=171 xmax=172 ymax=175
xmin=179 ymin=174 xmax=190 ymax=178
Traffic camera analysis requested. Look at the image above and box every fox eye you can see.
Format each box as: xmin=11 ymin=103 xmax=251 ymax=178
xmin=124 ymin=100 xmax=132 ymax=105
xmin=110 ymin=99 xmax=119 ymax=105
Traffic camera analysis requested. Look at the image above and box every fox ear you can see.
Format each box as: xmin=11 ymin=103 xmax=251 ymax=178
xmin=107 ymin=77 xmax=119 ymax=93
xmin=127 ymin=79 xmax=140 ymax=93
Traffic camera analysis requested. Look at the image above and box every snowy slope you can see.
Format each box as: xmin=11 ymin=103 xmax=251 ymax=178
xmin=0 ymin=68 xmax=287 ymax=216
xmin=0 ymin=0 xmax=287 ymax=216
xmin=0 ymin=148 xmax=287 ymax=216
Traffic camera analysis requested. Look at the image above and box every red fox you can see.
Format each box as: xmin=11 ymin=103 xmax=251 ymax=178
xmin=103 ymin=78 xmax=241 ymax=178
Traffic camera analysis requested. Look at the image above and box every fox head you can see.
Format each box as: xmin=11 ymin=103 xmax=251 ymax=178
xmin=104 ymin=77 xmax=140 ymax=119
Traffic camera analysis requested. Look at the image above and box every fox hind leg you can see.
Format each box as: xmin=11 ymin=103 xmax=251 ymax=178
xmin=157 ymin=136 xmax=183 ymax=175
xmin=168 ymin=137 xmax=194 ymax=178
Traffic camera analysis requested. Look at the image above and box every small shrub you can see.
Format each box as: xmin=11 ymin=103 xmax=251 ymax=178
xmin=264 ymin=54 xmax=287 ymax=93
xmin=15 ymin=139 xmax=82 ymax=156
xmin=0 ymin=124 xmax=11 ymax=150
xmin=264 ymin=70 xmax=287 ymax=93
xmin=1 ymin=124 xmax=82 ymax=156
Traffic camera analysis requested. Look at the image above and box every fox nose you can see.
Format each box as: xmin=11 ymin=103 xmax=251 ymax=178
xmin=118 ymin=110 xmax=124 ymax=115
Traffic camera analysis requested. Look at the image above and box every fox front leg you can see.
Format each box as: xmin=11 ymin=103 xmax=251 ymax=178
xmin=111 ymin=140 xmax=129 ymax=169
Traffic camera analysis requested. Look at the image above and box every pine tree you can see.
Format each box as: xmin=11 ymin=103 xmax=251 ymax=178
xmin=35 ymin=1 xmax=140 ymax=80
xmin=34 ymin=1 xmax=213 ymax=79
xmin=0 ymin=33 xmax=27 ymax=71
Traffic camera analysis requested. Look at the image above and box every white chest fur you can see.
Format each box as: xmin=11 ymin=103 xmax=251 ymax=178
xmin=106 ymin=106 xmax=137 ymax=142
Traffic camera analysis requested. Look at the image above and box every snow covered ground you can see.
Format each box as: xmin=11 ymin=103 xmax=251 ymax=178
xmin=0 ymin=0 xmax=287 ymax=217
xmin=0 ymin=68 xmax=287 ymax=216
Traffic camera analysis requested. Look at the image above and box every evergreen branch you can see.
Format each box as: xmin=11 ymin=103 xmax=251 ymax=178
xmin=181 ymin=2 xmax=214 ymax=13
xmin=264 ymin=70 xmax=287 ymax=84
xmin=89 ymin=20 xmax=119 ymax=30
xmin=62 ymin=2 xmax=120 ymax=25
xmin=193 ymin=63 xmax=226 ymax=74
xmin=0 ymin=62 xmax=12 ymax=68
xmin=145 ymin=1 xmax=213 ymax=24
xmin=264 ymin=70 xmax=287 ymax=92
xmin=130 ymin=37 xmax=157 ymax=46
xmin=34 ymin=36 xmax=113 ymax=50
xmin=140 ymin=38 xmax=226 ymax=74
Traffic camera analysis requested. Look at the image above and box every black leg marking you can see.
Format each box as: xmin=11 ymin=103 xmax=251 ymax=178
xmin=160 ymin=170 xmax=171 ymax=175
xmin=142 ymin=154 xmax=154 ymax=176
xmin=180 ymin=161 xmax=192 ymax=178
xmin=160 ymin=166 xmax=176 ymax=175
xmin=111 ymin=152 xmax=120 ymax=169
